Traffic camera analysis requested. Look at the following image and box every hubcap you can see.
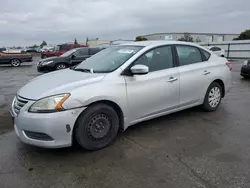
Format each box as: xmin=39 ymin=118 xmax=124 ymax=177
xmin=208 ymin=87 xmax=221 ymax=108
xmin=11 ymin=59 xmax=20 ymax=66
xmin=57 ymin=64 xmax=66 ymax=69
xmin=87 ymin=114 xmax=111 ymax=140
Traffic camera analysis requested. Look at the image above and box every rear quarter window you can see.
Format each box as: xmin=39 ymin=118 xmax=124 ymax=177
xmin=201 ymin=49 xmax=211 ymax=61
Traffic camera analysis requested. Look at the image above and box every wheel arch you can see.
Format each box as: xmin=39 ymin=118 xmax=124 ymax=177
xmin=10 ymin=58 xmax=21 ymax=63
xmin=211 ymin=79 xmax=225 ymax=98
xmin=72 ymin=99 xmax=125 ymax=145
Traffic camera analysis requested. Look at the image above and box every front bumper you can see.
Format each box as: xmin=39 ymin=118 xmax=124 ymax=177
xmin=37 ymin=64 xmax=55 ymax=72
xmin=241 ymin=65 xmax=250 ymax=77
xmin=11 ymin=101 xmax=86 ymax=148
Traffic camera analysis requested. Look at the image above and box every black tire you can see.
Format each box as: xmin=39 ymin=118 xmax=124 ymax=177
xmin=55 ymin=63 xmax=67 ymax=70
xmin=10 ymin=59 xmax=21 ymax=67
xmin=201 ymin=82 xmax=223 ymax=112
xmin=75 ymin=103 xmax=119 ymax=150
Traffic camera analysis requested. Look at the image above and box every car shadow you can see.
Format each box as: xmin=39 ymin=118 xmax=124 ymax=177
xmin=0 ymin=64 xmax=33 ymax=68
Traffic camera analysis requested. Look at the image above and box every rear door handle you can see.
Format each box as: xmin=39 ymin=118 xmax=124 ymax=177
xmin=203 ymin=70 xmax=211 ymax=75
xmin=167 ymin=77 xmax=178 ymax=82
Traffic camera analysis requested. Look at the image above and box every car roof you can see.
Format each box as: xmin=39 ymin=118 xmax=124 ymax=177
xmin=119 ymin=40 xmax=204 ymax=48
xmin=75 ymin=47 xmax=101 ymax=50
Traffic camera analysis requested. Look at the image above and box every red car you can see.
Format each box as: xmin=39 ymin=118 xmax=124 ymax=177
xmin=41 ymin=44 xmax=87 ymax=59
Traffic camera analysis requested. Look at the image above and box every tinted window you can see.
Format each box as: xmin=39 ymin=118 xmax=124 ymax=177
xmin=74 ymin=48 xmax=89 ymax=56
xmin=73 ymin=44 xmax=80 ymax=49
xmin=60 ymin=45 xmax=71 ymax=51
xmin=176 ymin=45 xmax=202 ymax=66
xmin=0 ymin=48 xmax=6 ymax=52
xmin=60 ymin=49 xmax=78 ymax=57
xmin=210 ymin=47 xmax=221 ymax=51
xmin=89 ymin=48 xmax=101 ymax=55
xmin=134 ymin=46 xmax=173 ymax=72
xmin=201 ymin=49 xmax=211 ymax=61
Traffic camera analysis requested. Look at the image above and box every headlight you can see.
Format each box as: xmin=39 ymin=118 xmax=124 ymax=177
xmin=42 ymin=60 xmax=53 ymax=65
xmin=29 ymin=94 xmax=70 ymax=113
xmin=243 ymin=60 xmax=248 ymax=66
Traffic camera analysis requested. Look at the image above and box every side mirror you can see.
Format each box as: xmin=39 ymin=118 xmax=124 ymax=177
xmin=71 ymin=54 xmax=76 ymax=59
xmin=130 ymin=64 xmax=149 ymax=75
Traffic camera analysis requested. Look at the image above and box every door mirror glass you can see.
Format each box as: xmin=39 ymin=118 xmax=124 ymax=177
xmin=130 ymin=64 xmax=149 ymax=75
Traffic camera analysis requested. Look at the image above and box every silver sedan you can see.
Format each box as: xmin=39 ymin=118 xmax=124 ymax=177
xmin=11 ymin=41 xmax=232 ymax=150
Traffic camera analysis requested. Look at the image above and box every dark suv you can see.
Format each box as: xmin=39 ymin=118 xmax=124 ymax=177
xmin=37 ymin=47 xmax=104 ymax=72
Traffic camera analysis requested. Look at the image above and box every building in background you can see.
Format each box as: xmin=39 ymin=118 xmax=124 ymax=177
xmin=142 ymin=32 xmax=239 ymax=43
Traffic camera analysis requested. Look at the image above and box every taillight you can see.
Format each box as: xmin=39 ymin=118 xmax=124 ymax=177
xmin=225 ymin=61 xmax=232 ymax=71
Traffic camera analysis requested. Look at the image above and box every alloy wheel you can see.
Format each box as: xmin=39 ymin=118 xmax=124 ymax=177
xmin=11 ymin=59 xmax=21 ymax=67
xmin=208 ymin=87 xmax=221 ymax=108
xmin=56 ymin=64 xmax=66 ymax=70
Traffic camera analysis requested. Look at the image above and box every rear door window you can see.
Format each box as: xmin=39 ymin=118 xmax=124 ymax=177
xmin=74 ymin=48 xmax=89 ymax=56
xmin=60 ymin=45 xmax=71 ymax=51
xmin=210 ymin=47 xmax=221 ymax=51
xmin=176 ymin=45 xmax=202 ymax=66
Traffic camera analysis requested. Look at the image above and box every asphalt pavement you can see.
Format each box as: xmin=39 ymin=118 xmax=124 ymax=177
xmin=0 ymin=58 xmax=250 ymax=188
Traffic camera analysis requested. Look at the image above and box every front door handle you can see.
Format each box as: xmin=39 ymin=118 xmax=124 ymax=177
xmin=167 ymin=77 xmax=178 ymax=82
xmin=203 ymin=70 xmax=211 ymax=75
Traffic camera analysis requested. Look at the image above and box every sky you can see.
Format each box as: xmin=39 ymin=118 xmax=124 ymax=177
xmin=0 ymin=0 xmax=249 ymax=46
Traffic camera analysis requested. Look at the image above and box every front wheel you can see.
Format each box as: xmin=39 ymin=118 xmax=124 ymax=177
xmin=10 ymin=59 xmax=21 ymax=67
xmin=75 ymin=104 xmax=119 ymax=150
xmin=201 ymin=82 xmax=222 ymax=112
xmin=55 ymin=63 xmax=67 ymax=70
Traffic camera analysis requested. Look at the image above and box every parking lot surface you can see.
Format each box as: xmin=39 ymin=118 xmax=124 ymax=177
xmin=0 ymin=59 xmax=250 ymax=188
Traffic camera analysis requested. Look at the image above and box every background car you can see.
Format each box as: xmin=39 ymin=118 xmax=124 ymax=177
xmin=241 ymin=59 xmax=250 ymax=78
xmin=25 ymin=48 xmax=39 ymax=53
xmin=0 ymin=52 xmax=32 ymax=67
xmin=0 ymin=47 xmax=7 ymax=52
xmin=37 ymin=47 xmax=104 ymax=72
xmin=41 ymin=43 xmax=87 ymax=59
xmin=207 ymin=46 xmax=225 ymax=57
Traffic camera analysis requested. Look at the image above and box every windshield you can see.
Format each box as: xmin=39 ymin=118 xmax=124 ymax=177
xmin=60 ymin=49 xmax=77 ymax=57
xmin=74 ymin=46 xmax=143 ymax=73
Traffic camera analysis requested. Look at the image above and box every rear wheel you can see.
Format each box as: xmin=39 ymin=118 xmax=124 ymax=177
xmin=201 ymin=82 xmax=222 ymax=112
xmin=75 ymin=104 xmax=119 ymax=150
xmin=55 ymin=63 xmax=66 ymax=70
xmin=10 ymin=59 xmax=21 ymax=67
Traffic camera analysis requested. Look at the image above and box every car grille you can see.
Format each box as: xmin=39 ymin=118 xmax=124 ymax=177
xmin=13 ymin=95 xmax=30 ymax=115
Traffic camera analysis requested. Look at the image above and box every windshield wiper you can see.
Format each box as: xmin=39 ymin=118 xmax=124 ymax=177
xmin=72 ymin=68 xmax=94 ymax=73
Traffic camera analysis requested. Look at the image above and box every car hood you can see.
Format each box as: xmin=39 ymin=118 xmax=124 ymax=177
xmin=41 ymin=56 xmax=66 ymax=62
xmin=18 ymin=69 xmax=106 ymax=100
